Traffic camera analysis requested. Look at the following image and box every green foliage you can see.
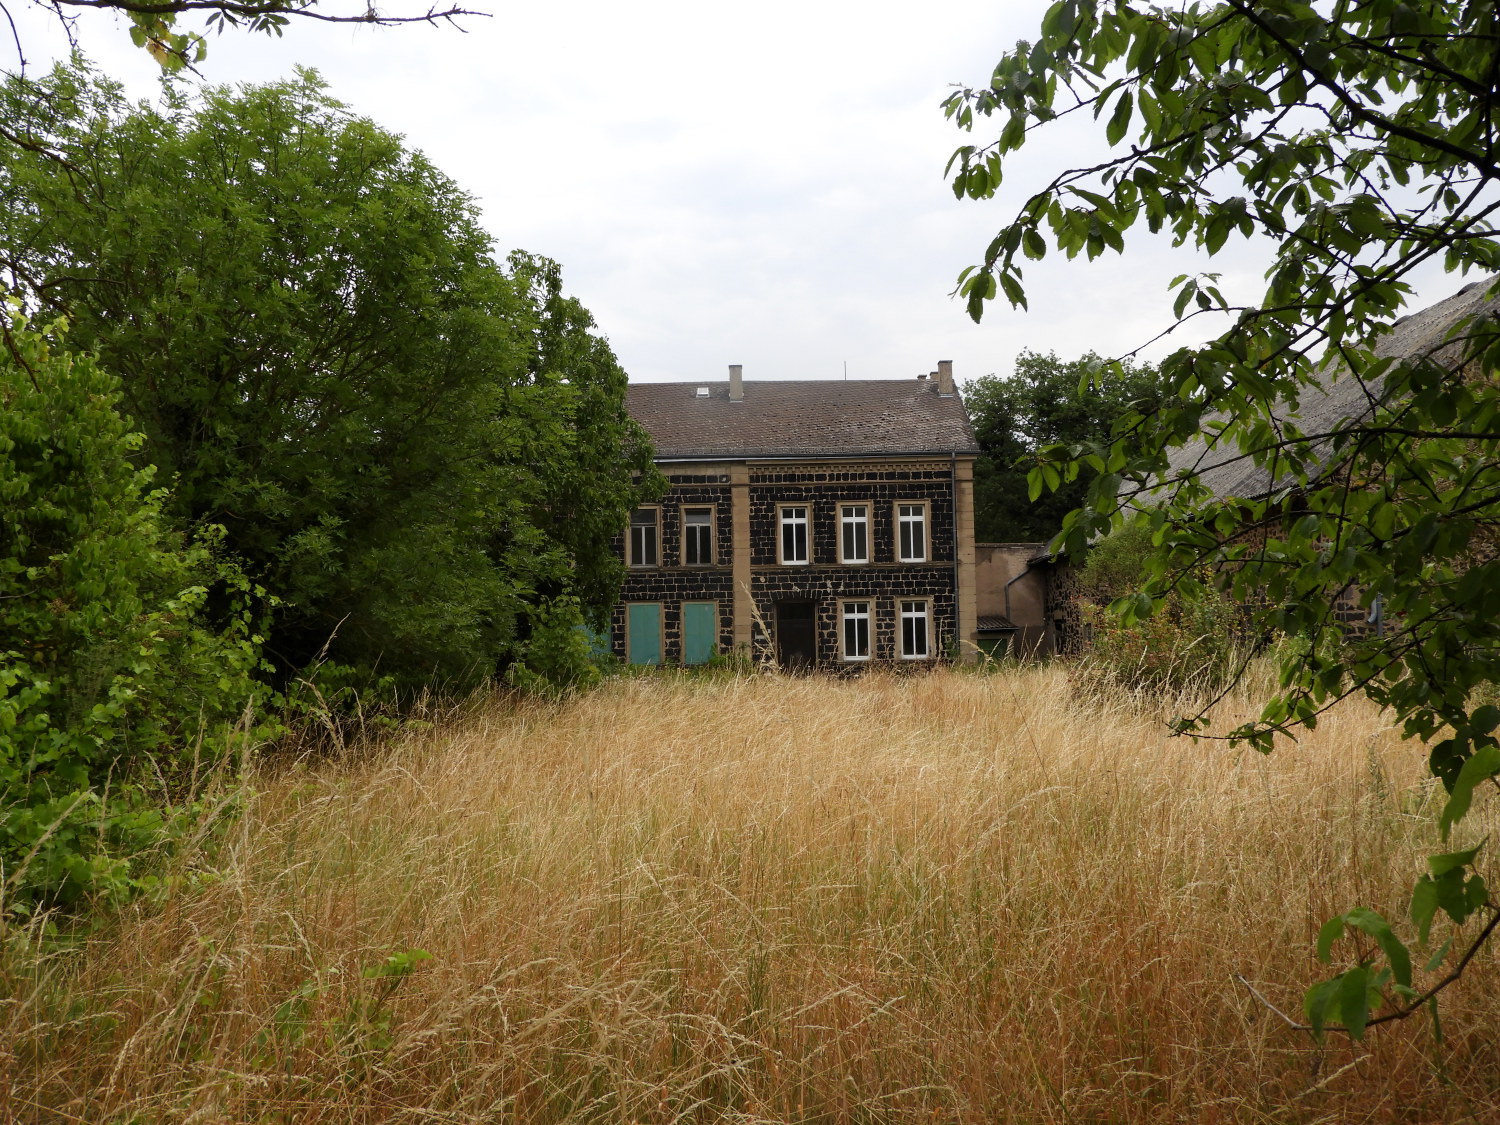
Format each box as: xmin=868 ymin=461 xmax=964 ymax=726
xmin=19 ymin=1 xmax=480 ymax=73
xmin=504 ymin=596 xmax=602 ymax=698
xmin=251 ymin=948 xmax=432 ymax=1076
xmin=0 ymin=62 xmax=658 ymax=699
xmin=967 ymin=351 xmax=1161 ymax=542
xmin=1074 ymin=525 xmax=1242 ymax=699
xmin=947 ymin=0 xmax=1500 ymax=1038
xmin=0 ymin=305 xmax=271 ymax=910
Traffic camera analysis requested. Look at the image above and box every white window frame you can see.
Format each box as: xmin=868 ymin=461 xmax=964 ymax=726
xmin=778 ymin=503 xmax=810 ymax=566
xmin=896 ymin=502 xmax=929 ymax=563
xmin=840 ymin=599 xmax=872 ymax=662
xmin=838 ymin=502 xmax=869 ymax=565
xmin=682 ymin=504 xmax=715 ymax=567
xmin=899 ymin=599 xmax=931 ymax=660
xmin=629 ymin=506 xmax=660 ymax=568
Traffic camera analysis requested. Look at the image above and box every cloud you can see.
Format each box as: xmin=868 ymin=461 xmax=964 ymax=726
xmin=8 ymin=0 xmax=1468 ymax=390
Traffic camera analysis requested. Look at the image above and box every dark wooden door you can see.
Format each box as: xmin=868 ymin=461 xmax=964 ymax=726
xmin=776 ymin=601 xmax=817 ymax=671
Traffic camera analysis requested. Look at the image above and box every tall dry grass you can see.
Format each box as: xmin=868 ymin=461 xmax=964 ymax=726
xmin=3 ymin=666 xmax=1498 ymax=1124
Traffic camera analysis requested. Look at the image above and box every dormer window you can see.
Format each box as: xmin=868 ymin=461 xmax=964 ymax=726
xmin=695 ymin=386 xmax=710 ymax=397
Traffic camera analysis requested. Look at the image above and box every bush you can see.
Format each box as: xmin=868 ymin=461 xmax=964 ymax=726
xmin=504 ymin=596 xmax=603 ymax=699
xmin=1072 ymin=525 xmax=1245 ymax=701
xmin=0 ymin=306 xmax=273 ymax=911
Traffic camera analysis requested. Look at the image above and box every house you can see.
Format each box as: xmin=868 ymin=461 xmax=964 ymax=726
xmin=973 ymin=542 xmax=1055 ymax=656
xmin=610 ymin=362 xmax=981 ymax=668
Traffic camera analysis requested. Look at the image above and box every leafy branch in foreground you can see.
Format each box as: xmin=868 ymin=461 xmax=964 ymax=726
xmin=945 ymin=0 xmax=1500 ymax=1041
xmin=7 ymin=0 xmax=486 ymax=73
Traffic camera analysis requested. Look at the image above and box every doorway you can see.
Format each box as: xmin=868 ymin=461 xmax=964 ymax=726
xmin=776 ymin=600 xmax=817 ymax=671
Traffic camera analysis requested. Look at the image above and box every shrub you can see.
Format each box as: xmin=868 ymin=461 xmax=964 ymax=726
xmin=1072 ymin=525 xmax=1245 ymax=701
xmin=0 ymin=306 xmax=273 ymax=911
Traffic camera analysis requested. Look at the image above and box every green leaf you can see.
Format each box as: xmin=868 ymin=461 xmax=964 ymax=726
xmin=1105 ymin=90 xmax=1133 ymax=146
xmin=1439 ymin=745 xmax=1500 ymax=839
xmin=1342 ymin=907 xmax=1411 ymax=989
xmin=1316 ymin=913 xmax=1345 ymax=963
xmin=1411 ymin=876 xmax=1441 ymax=945
xmin=1303 ymin=974 xmax=1341 ymax=1040
xmin=1337 ymin=965 xmax=1371 ymax=1041
xmin=1427 ymin=842 xmax=1484 ymax=878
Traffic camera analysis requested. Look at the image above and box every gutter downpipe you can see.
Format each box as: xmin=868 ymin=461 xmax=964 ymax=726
xmin=1003 ymin=566 xmax=1030 ymax=626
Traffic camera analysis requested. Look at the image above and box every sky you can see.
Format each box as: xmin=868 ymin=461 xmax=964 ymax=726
xmin=5 ymin=0 xmax=1467 ymax=387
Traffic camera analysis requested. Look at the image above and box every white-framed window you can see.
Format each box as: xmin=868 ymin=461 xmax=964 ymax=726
xmin=897 ymin=502 xmax=928 ymax=563
xmin=683 ymin=506 xmax=714 ymax=566
xmin=840 ymin=600 xmax=872 ymax=661
xmin=839 ymin=503 xmax=869 ymax=564
xmin=779 ymin=504 xmax=809 ymax=565
xmin=899 ymin=599 xmax=931 ymax=659
xmin=629 ymin=507 xmax=659 ymax=567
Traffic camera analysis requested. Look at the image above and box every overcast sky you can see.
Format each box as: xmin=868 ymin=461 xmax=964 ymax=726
xmin=7 ymin=0 xmax=1466 ymax=386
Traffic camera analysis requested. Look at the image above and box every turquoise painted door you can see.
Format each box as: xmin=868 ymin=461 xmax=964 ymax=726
xmin=626 ymin=603 xmax=662 ymax=665
xmin=682 ymin=602 xmax=716 ymax=665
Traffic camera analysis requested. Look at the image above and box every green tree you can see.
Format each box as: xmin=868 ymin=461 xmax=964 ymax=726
xmin=0 ymin=62 xmax=656 ymax=696
xmin=945 ymin=0 xmax=1500 ymax=1039
xmin=968 ymin=349 xmax=1160 ymax=542
xmin=1 ymin=304 xmax=271 ymax=909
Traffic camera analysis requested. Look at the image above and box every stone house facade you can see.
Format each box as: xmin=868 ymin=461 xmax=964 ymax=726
xmin=610 ymin=362 xmax=981 ymax=669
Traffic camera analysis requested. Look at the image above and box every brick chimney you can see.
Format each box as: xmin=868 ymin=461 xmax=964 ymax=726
xmin=729 ymin=364 xmax=743 ymax=402
xmin=936 ymin=359 xmax=954 ymax=396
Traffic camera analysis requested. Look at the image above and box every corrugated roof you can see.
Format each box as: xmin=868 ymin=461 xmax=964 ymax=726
xmin=626 ymin=379 xmax=980 ymax=460
xmin=976 ymin=615 xmax=1018 ymax=632
xmin=1165 ymin=278 xmax=1500 ymax=499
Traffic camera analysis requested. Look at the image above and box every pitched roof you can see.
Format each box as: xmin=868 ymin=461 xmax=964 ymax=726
xmin=1165 ymin=278 xmax=1500 ymax=499
xmin=626 ymin=379 xmax=980 ymax=460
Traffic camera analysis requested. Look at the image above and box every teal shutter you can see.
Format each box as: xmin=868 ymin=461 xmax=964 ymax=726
xmin=574 ymin=623 xmax=611 ymax=658
xmin=627 ymin=603 xmax=662 ymax=665
xmin=682 ymin=602 xmax=717 ymax=665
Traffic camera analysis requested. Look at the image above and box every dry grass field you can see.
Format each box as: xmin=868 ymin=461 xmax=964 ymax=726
xmin=4 ymin=665 xmax=1499 ymax=1124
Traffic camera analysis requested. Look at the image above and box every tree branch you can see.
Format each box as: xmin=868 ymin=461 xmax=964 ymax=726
xmin=38 ymin=0 xmax=487 ymax=26
xmin=1236 ymin=907 xmax=1500 ymax=1037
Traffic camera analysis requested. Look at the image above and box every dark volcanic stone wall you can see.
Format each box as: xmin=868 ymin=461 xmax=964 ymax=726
xmin=750 ymin=568 xmax=956 ymax=666
xmin=612 ymin=461 xmax=960 ymax=667
xmin=614 ymin=473 xmax=735 ymax=662
xmin=748 ymin=465 xmax=956 ymax=567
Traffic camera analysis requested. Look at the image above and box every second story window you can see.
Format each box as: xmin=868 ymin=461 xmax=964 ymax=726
xmin=897 ymin=503 xmax=928 ymax=563
xmin=779 ymin=504 xmax=809 ymax=565
xmin=839 ymin=503 xmax=869 ymax=564
xmin=629 ymin=507 xmax=658 ymax=567
xmin=683 ymin=506 xmax=713 ymax=566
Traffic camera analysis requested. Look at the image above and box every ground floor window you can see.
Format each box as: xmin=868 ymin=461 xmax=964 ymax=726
xmin=900 ymin=599 xmax=930 ymax=659
xmin=840 ymin=600 xmax=871 ymax=661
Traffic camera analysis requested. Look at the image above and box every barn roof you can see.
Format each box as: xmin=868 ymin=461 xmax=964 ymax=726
xmin=1164 ymin=278 xmax=1500 ymax=500
xmin=626 ymin=379 xmax=980 ymax=460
